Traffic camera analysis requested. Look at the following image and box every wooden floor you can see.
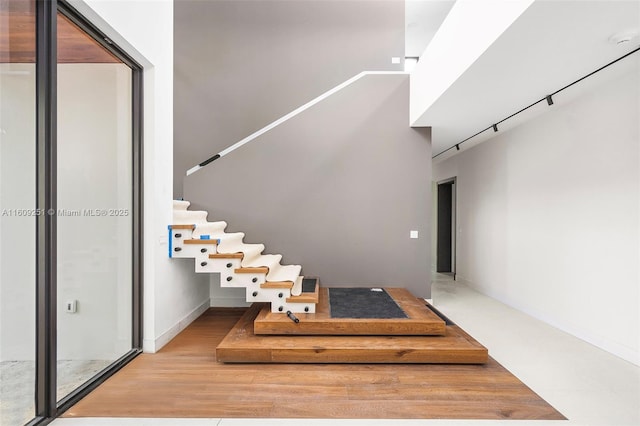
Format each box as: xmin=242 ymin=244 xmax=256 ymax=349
xmin=254 ymin=287 xmax=447 ymax=335
xmin=219 ymin=303 xmax=486 ymax=363
xmin=64 ymin=308 xmax=565 ymax=420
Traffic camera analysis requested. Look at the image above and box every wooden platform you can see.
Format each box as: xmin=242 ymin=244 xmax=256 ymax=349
xmin=64 ymin=307 xmax=564 ymax=420
xmin=217 ymin=303 xmax=488 ymax=364
xmin=254 ymin=287 xmax=446 ymax=336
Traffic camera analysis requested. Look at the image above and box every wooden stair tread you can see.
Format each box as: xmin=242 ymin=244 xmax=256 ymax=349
xmin=286 ymin=277 xmax=319 ymax=303
xmin=261 ymin=281 xmax=293 ymax=289
xmin=285 ymin=294 xmax=318 ymax=303
xmin=184 ymin=239 xmax=219 ymax=245
xmin=210 ymin=253 xmax=244 ymax=259
xmin=170 ymin=224 xmax=195 ymax=229
xmin=235 ymin=267 xmax=269 ymax=274
xmin=255 ymin=288 xmax=446 ymax=336
xmin=217 ymin=303 xmax=488 ymax=364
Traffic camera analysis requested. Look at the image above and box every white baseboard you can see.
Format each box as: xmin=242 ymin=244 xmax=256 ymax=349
xmin=456 ymin=277 xmax=639 ymax=367
xmin=143 ymin=298 xmax=210 ymax=353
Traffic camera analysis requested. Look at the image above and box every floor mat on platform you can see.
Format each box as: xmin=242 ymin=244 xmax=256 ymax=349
xmin=328 ymin=288 xmax=407 ymax=319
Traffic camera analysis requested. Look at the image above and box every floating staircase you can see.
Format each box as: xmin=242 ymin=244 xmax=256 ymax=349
xmin=171 ymin=199 xmax=488 ymax=364
xmin=170 ymin=200 xmax=318 ymax=314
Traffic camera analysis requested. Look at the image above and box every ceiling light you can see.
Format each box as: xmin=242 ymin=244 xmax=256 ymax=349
xmin=404 ymin=57 xmax=419 ymax=72
xmin=608 ymin=29 xmax=640 ymax=45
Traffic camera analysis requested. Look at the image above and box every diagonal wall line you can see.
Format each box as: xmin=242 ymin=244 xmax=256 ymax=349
xmin=186 ymin=71 xmax=408 ymax=176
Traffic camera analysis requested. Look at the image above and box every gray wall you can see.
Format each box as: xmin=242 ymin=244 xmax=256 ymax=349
xmin=174 ymin=0 xmax=405 ymax=197
xmin=184 ymin=75 xmax=432 ymax=298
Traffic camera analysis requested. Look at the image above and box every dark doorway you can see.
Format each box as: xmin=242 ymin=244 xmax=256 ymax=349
xmin=437 ymin=180 xmax=455 ymax=273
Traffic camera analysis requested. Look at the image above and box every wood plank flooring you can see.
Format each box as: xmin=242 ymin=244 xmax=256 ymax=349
xmin=219 ymin=303 xmax=485 ymax=363
xmin=254 ymin=288 xmax=446 ymax=335
xmin=64 ymin=308 xmax=565 ymax=420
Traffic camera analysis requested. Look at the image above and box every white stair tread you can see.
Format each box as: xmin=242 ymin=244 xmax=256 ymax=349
xmin=216 ymin=232 xmax=245 ymax=246
xmin=217 ymin=233 xmax=266 ymax=259
xmin=266 ymin=264 xmax=301 ymax=283
xmin=173 ymin=200 xmax=190 ymax=210
xmin=237 ymin=245 xmax=265 ymax=263
xmin=291 ymin=275 xmax=303 ymax=296
xmin=173 ymin=210 xmax=208 ymax=224
xmin=192 ymin=221 xmax=227 ymax=237
xmin=243 ymin=254 xmax=282 ymax=269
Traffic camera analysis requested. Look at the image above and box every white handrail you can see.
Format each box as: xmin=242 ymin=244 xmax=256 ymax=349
xmin=186 ymin=71 xmax=408 ymax=176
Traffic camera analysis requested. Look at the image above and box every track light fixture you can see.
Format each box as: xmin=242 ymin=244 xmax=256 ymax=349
xmin=434 ymin=46 xmax=640 ymax=160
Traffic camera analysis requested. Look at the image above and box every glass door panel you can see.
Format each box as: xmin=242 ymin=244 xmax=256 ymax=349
xmin=55 ymin=10 xmax=133 ymax=402
xmin=0 ymin=0 xmax=37 ymax=424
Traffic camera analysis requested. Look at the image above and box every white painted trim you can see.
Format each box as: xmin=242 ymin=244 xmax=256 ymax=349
xmin=143 ymin=298 xmax=210 ymax=353
xmin=186 ymin=71 xmax=408 ymax=176
xmin=186 ymin=164 xmax=201 ymax=176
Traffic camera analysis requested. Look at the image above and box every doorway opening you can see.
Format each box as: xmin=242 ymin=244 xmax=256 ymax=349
xmin=436 ymin=178 xmax=456 ymax=277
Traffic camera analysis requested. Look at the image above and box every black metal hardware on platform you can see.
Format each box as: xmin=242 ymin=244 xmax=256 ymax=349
xmin=226 ymin=276 xmax=232 ymax=282
xmin=174 ymin=247 xmax=181 ymax=252
xmin=200 ymin=262 xmax=207 ymax=267
xmin=200 ymin=248 xmax=207 ymax=253
xmin=286 ymin=311 xmax=300 ymax=323
xmin=175 ymin=233 xmax=181 ymax=238
xmin=278 ymin=292 xmax=283 ymax=298
xmin=432 ymin=45 xmax=640 ymax=159
xmin=199 ymin=154 xmax=220 ymax=167
xmin=304 ymin=307 xmax=309 ymax=312
xmin=252 ymin=291 xmax=258 ymax=297
xmin=278 ymin=306 xmax=283 ymax=312
xmin=226 ymin=263 xmax=232 ymax=268
xmin=252 ymin=277 xmax=257 ymax=283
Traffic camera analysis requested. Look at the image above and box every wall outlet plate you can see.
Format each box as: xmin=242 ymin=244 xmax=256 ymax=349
xmin=65 ymin=300 xmax=77 ymax=313
xmin=410 ymin=230 xmax=419 ymax=239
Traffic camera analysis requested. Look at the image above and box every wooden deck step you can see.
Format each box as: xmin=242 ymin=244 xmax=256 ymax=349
xmin=209 ymin=253 xmax=244 ymax=259
xmin=286 ymin=277 xmax=319 ymax=303
xmin=183 ymin=239 xmax=219 ymax=245
xmin=235 ymin=267 xmax=269 ymax=274
xmin=255 ymin=287 xmax=446 ymax=336
xmin=260 ymin=281 xmax=293 ymax=289
xmin=170 ymin=224 xmax=195 ymax=229
xmin=216 ymin=303 xmax=488 ymax=364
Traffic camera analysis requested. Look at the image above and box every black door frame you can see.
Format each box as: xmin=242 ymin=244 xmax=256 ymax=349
xmin=436 ymin=177 xmax=456 ymax=277
xmin=29 ymin=1 xmax=144 ymax=424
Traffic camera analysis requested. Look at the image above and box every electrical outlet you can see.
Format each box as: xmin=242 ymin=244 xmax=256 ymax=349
xmin=410 ymin=230 xmax=419 ymax=239
xmin=65 ymin=300 xmax=77 ymax=313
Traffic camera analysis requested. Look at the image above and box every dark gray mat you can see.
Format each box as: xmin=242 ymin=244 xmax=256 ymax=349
xmin=328 ymin=288 xmax=407 ymax=319
xmin=302 ymin=278 xmax=317 ymax=293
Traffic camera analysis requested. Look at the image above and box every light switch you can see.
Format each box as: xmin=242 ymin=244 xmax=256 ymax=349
xmin=410 ymin=230 xmax=419 ymax=239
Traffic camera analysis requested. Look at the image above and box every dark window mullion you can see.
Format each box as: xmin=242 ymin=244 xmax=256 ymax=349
xmin=131 ymin=66 xmax=143 ymax=350
xmin=35 ymin=0 xmax=58 ymax=420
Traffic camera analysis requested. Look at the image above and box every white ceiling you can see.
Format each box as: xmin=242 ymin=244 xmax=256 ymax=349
xmin=409 ymin=0 xmax=640 ymax=158
xmin=405 ymin=0 xmax=455 ymax=57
